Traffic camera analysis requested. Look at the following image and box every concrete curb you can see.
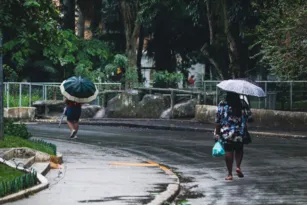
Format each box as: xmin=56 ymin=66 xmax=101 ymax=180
xmin=0 ymin=147 xmax=63 ymax=204
xmin=35 ymin=119 xmax=307 ymax=139
xmin=0 ymin=158 xmax=49 ymax=205
xmin=147 ymin=161 xmax=180 ymax=205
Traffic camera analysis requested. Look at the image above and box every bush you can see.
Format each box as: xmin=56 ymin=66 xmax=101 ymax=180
xmin=4 ymin=120 xmax=32 ymax=139
xmin=153 ymin=71 xmax=183 ymax=88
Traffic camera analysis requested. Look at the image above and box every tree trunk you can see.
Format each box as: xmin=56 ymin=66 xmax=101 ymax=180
xmin=63 ymin=0 xmax=76 ymax=31
xmin=119 ymin=0 xmax=139 ymax=69
xmin=137 ymin=24 xmax=145 ymax=82
xmin=202 ymin=0 xmax=226 ymax=80
xmin=154 ymin=11 xmax=175 ymax=73
xmin=90 ymin=0 xmax=102 ymax=36
xmin=222 ymin=0 xmax=248 ymax=78
xmin=77 ymin=3 xmax=85 ymax=38
xmin=206 ymin=0 xmax=214 ymax=45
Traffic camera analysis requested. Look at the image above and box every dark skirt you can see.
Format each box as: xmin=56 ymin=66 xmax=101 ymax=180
xmin=66 ymin=106 xmax=81 ymax=122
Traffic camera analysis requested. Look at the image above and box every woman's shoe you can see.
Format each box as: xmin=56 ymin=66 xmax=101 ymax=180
xmin=70 ymin=130 xmax=77 ymax=139
xmin=236 ymin=168 xmax=244 ymax=178
xmin=225 ymin=175 xmax=233 ymax=180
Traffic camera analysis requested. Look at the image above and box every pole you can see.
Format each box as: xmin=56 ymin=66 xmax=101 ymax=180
xmin=203 ymin=81 xmax=207 ymax=104
xmin=264 ymin=82 xmax=267 ymax=109
xmin=290 ymin=81 xmax=293 ymax=110
xmin=19 ymin=83 xmax=22 ymax=107
xmin=0 ymin=37 xmax=4 ymax=139
xmin=7 ymin=83 xmax=9 ymax=108
xmin=29 ymin=83 xmax=32 ymax=107
xmin=170 ymin=90 xmax=175 ymax=119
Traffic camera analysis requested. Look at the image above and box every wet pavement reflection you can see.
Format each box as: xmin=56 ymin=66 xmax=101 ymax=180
xmin=26 ymin=124 xmax=307 ymax=205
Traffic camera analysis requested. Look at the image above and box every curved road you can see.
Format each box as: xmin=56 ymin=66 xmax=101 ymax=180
xmin=28 ymin=124 xmax=307 ymax=205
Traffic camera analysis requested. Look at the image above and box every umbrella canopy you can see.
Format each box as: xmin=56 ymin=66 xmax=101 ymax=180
xmin=60 ymin=76 xmax=98 ymax=103
xmin=217 ymin=79 xmax=266 ymax=97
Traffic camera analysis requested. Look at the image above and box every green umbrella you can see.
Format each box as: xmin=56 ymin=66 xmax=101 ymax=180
xmin=60 ymin=76 xmax=98 ymax=103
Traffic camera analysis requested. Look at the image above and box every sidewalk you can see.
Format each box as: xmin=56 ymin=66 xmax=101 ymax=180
xmin=9 ymin=139 xmax=178 ymax=205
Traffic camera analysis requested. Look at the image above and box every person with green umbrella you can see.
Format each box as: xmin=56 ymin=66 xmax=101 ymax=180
xmin=60 ymin=76 xmax=98 ymax=139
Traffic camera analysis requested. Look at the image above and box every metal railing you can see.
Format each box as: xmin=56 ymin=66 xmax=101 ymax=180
xmin=4 ymin=82 xmax=122 ymax=108
xmin=201 ymin=80 xmax=307 ymax=111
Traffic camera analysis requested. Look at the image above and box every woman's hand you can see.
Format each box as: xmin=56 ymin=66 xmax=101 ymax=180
xmin=214 ymin=134 xmax=220 ymax=142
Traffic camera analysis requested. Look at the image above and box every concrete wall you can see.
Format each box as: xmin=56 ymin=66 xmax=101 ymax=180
xmin=4 ymin=107 xmax=36 ymax=121
xmin=195 ymin=105 xmax=307 ymax=131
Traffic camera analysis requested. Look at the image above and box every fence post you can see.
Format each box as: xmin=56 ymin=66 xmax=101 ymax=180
xmin=44 ymin=85 xmax=47 ymax=101
xmin=203 ymin=81 xmax=207 ymax=104
xmin=29 ymin=83 xmax=32 ymax=107
xmin=197 ymin=93 xmax=200 ymax=104
xmin=7 ymin=83 xmax=9 ymax=108
xmin=215 ymin=85 xmax=218 ymax=105
xmin=264 ymin=82 xmax=267 ymax=109
xmin=290 ymin=81 xmax=293 ymax=110
xmin=19 ymin=83 xmax=22 ymax=107
xmin=170 ymin=90 xmax=175 ymax=119
xmin=42 ymin=85 xmax=44 ymax=100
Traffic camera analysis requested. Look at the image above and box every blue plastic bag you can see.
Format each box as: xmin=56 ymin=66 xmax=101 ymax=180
xmin=212 ymin=141 xmax=225 ymax=157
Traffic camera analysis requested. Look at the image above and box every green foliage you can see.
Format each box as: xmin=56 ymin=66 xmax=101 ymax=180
xmin=0 ymin=164 xmax=24 ymax=183
xmin=104 ymin=54 xmax=128 ymax=76
xmin=0 ymin=135 xmax=55 ymax=155
xmin=4 ymin=120 xmax=32 ymax=139
xmin=153 ymin=71 xmax=183 ymax=88
xmin=30 ymin=139 xmax=57 ymax=155
xmin=0 ymin=167 xmax=37 ymax=198
xmin=1 ymin=0 xmax=112 ymax=82
xmin=125 ymin=67 xmax=139 ymax=88
xmin=1 ymin=0 xmax=60 ymax=73
xmin=4 ymin=94 xmax=41 ymax=107
xmin=252 ymin=0 xmax=307 ymax=80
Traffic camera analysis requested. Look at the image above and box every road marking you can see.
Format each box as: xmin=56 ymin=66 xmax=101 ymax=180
xmin=147 ymin=161 xmax=171 ymax=172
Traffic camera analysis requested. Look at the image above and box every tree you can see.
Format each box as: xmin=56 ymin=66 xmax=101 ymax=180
xmin=119 ymin=0 xmax=140 ymax=69
xmin=253 ymin=0 xmax=307 ymax=80
xmin=63 ymin=0 xmax=75 ymax=31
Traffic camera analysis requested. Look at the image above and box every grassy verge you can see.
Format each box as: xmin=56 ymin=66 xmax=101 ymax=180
xmin=0 ymin=164 xmax=24 ymax=183
xmin=0 ymin=135 xmax=54 ymax=155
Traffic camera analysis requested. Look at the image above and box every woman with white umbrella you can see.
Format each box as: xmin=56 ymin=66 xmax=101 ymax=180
xmin=215 ymin=79 xmax=265 ymax=180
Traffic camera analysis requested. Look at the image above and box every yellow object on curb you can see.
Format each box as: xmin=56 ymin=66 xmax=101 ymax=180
xmin=50 ymin=161 xmax=63 ymax=169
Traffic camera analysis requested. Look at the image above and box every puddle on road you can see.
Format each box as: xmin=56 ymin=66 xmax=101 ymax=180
xmin=78 ymin=195 xmax=152 ymax=204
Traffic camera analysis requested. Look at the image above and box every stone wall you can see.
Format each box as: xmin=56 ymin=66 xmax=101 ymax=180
xmin=195 ymin=105 xmax=307 ymax=131
xmin=4 ymin=107 xmax=36 ymax=121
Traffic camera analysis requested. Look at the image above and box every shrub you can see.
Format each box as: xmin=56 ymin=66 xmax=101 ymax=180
xmin=153 ymin=71 xmax=183 ymax=88
xmin=4 ymin=120 xmax=32 ymax=139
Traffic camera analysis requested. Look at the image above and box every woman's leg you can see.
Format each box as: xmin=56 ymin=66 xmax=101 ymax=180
xmin=225 ymin=151 xmax=234 ymax=178
xmin=67 ymin=121 xmax=74 ymax=132
xmin=235 ymin=145 xmax=244 ymax=177
xmin=74 ymin=121 xmax=79 ymax=134
xmin=235 ymin=150 xmax=244 ymax=169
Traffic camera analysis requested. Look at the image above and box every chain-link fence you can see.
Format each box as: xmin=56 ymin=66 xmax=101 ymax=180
xmin=4 ymin=82 xmax=122 ymax=108
xmin=202 ymin=81 xmax=307 ymax=111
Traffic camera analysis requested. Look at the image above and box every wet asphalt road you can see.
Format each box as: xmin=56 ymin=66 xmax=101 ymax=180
xmin=28 ymin=124 xmax=307 ymax=205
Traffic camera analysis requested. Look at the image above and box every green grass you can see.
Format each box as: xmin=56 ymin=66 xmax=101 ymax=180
xmin=0 ymin=135 xmax=54 ymax=155
xmin=4 ymin=94 xmax=41 ymax=107
xmin=0 ymin=164 xmax=24 ymax=183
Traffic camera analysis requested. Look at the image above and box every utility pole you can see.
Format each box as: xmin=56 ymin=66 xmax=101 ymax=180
xmin=0 ymin=36 xmax=4 ymax=140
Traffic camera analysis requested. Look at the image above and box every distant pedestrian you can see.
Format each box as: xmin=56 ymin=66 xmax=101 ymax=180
xmin=214 ymin=92 xmax=252 ymax=180
xmin=188 ymin=75 xmax=195 ymax=88
xmin=64 ymin=98 xmax=82 ymax=139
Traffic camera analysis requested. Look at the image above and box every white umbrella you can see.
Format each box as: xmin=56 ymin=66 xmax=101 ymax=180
xmin=217 ymin=79 xmax=266 ymax=97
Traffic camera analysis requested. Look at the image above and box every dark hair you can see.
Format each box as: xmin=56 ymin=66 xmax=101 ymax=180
xmin=226 ymin=92 xmax=242 ymax=117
